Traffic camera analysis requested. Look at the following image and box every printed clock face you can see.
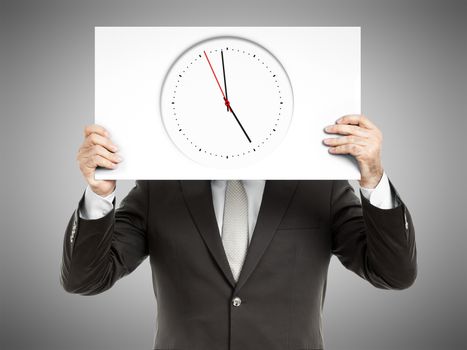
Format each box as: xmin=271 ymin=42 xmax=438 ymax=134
xmin=160 ymin=36 xmax=294 ymax=168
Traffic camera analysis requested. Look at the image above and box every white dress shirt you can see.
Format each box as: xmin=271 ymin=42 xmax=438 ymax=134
xmin=79 ymin=172 xmax=397 ymax=239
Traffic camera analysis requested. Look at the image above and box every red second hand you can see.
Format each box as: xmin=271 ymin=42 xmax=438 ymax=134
xmin=203 ymin=50 xmax=231 ymax=111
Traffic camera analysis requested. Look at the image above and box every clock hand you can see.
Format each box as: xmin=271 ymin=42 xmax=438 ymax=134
xmin=221 ymin=50 xmax=228 ymax=112
xmin=203 ymin=50 xmax=252 ymax=143
xmin=227 ymin=105 xmax=252 ymax=143
xmin=203 ymin=50 xmax=230 ymax=110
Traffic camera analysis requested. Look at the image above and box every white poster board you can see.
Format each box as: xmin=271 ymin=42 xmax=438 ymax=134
xmin=95 ymin=27 xmax=361 ymax=180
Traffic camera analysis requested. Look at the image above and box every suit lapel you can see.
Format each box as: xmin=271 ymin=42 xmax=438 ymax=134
xmin=180 ymin=180 xmax=236 ymax=288
xmin=234 ymin=180 xmax=298 ymax=293
xmin=180 ymin=180 xmax=299 ymax=292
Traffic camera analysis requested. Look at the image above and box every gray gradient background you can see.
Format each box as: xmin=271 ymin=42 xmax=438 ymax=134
xmin=1 ymin=0 xmax=466 ymax=349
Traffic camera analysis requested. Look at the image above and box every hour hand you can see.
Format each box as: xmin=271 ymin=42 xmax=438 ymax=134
xmin=228 ymin=105 xmax=251 ymax=143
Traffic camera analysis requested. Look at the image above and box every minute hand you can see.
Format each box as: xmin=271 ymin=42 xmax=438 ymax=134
xmin=203 ymin=50 xmax=252 ymax=143
xmin=221 ymin=50 xmax=229 ymax=112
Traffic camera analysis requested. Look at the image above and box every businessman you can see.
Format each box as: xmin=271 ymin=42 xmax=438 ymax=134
xmin=60 ymin=114 xmax=417 ymax=350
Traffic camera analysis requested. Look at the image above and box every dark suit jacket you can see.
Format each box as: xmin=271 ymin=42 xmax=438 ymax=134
xmin=60 ymin=179 xmax=417 ymax=350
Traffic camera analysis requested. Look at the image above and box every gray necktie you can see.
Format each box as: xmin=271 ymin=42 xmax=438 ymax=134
xmin=221 ymin=180 xmax=249 ymax=282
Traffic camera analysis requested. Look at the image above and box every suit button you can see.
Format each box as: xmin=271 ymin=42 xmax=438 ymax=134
xmin=232 ymin=297 xmax=242 ymax=307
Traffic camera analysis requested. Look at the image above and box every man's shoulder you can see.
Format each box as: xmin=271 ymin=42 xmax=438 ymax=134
xmin=136 ymin=180 xmax=181 ymax=189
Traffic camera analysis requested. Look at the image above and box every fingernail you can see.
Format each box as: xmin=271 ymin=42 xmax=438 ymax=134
xmin=116 ymin=156 xmax=123 ymax=162
xmin=112 ymin=145 xmax=118 ymax=152
xmin=325 ymin=126 xmax=331 ymax=132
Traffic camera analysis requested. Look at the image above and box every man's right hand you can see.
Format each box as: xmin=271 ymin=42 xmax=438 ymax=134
xmin=77 ymin=124 xmax=122 ymax=197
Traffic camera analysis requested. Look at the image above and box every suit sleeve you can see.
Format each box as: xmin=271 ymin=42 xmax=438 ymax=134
xmin=60 ymin=180 xmax=149 ymax=295
xmin=330 ymin=178 xmax=417 ymax=290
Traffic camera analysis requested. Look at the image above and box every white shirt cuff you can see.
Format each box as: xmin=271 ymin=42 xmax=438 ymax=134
xmin=360 ymin=171 xmax=397 ymax=209
xmin=78 ymin=185 xmax=115 ymax=220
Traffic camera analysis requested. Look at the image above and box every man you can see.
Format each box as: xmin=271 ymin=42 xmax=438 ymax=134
xmin=60 ymin=114 xmax=417 ymax=350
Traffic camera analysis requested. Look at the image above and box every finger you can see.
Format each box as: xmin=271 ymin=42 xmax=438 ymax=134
xmin=85 ymin=154 xmax=118 ymax=170
xmin=79 ymin=146 xmax=121 ymax=167
xmin=336 ymin=115 xmax=377 ymax=130
xmin=324 ymin=124 xmax=370 ymax=137
xmin=84 ymin=133 xmax=118 ymax=152
xmin=84 ymin=124 xmax=109 ymax=138
xmin=323 ymin=135 xmax=367 ymax=147
xmin=328 ymin=144 xmax=362 ymax=156
xmin=90 ymin=144 xmax=122 ymax=163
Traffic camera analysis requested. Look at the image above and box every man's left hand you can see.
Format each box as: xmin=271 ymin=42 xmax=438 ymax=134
xmin=323 ymin=114 xmax=384 ymax=189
